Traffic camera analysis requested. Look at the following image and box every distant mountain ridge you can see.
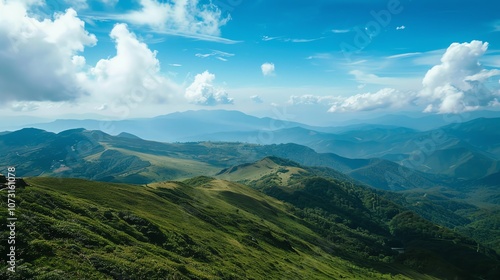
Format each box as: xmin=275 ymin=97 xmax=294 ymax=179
xmin=26 ymin=110 xmax=319 ymax=142
xmin=0 ymin=127 xmax=446 ymax=191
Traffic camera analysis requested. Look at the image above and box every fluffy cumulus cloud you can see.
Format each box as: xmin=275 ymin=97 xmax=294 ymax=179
xmin=328 ymin=88 xmax=414 ymax=112
xmin=0 ymin=1 xmax=180 ymax=116
xmin=123 ymin=0 xmax=230 ymax=39
xmin=261 ymin=62 xmax=275 ymax=76
xmin=0 ymin=1 xmax=96 ymax=102
xmin=419 ymin=40 xmax=500 ymax=113
xmin=185 ymin=71 xmax=233 ymax=105
xmin=300 ymin=40 xmax=500 ymax=114
xmin=88 ymin=23 xmax=178 ymax=107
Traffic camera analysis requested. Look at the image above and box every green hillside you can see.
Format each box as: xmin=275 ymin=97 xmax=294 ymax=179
xmin=0 ymin=178 xmax=407 ymax=279
xmin=2 ymin=177 xmax=487 ymax=280
xmin=216 ymin=157 xmax=500 ymax=275
xmin=216 ymin=156 xmax=353 ymax=186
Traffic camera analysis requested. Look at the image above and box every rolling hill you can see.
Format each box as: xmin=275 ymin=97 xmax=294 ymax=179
xmin=1 ymin=177 xmax=499 ymax=279
xmin=216 ymin=156 xmax=500 ymax=255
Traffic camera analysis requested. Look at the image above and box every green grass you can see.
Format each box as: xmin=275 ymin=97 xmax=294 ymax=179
xmin=0 ymin=177 xmax=443 ymax=279
xmin=217 ymin=157 xmax=308 ymax=186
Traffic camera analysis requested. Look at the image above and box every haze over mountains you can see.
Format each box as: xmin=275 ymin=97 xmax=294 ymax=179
xmin=13 ymin=110 xmax=500 ymax=183
xmin=17 ymin=109 xmax=500 ymax=140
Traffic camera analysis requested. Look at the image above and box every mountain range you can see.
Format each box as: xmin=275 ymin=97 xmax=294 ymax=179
xmin=20 ymin=110 xmax=500 ymax=181
xmin=1 ymin=109 xmax=499 ymax=279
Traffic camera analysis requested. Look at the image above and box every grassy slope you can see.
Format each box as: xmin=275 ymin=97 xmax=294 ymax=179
xmin=215 ymin=157 xmax=500 ymax=279
xmin=0 ymin=177 xmax=438 ymax=280
xmin=217 ymin=157 xmax=308 ymax=186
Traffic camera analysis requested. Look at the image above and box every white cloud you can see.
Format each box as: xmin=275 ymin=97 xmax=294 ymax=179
xmin=295 ymin=41 xmax=500 ymax=114
xmin=99 ymin=0 xmax=118 ymax=5
xmin=195 ymin=50 xmax=234 ymax=61
xmin=121 ymin=0 xmax=231 ymax=41
xmin=250 ymin=95 xmax=263 ymax=104
xmin=306 ymin=53 xmax=333 ymax=60
xmin=288 ymin=95 xmax=342 ymax=106
xmin=387 ymin=52 xmax=421 ymax=59
xmin=262 ymin=35 xmax=281 ymax=41
xmin=286 ymin=37 xmax=324 ymax=43
xmin=418 ymin=40 xmax=500 ymax=113
xmin=87 ymin=23 xmax=179 ymax=107
xmin=288 ymin=89 xmax=415 ymax=113
xmin=262 ymin=35 xmax=323 ymax=43
xmin=0 ymin=1 xmax=96 ymax=102
xmin=396 ymin=25 xmax=406 ymax=30
xmin=327 ymin=88 xmax=415 ymax=112
xmin=10 ymin=101 xmax=40 ymax=112
xmin=64 ymin=0 xmax=88 ymax=10
xmin=332 ymin=29 xmax=350 ymax=34
xmin=185 ymin=71 xmax=233 ymax=106
xmin=261 ymin=62 xmax=275 ymax=76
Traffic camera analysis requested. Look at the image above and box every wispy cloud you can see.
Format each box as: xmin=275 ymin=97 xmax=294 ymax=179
xmin=262 ymin=35 xmax=324 ymax=43
xmin=195 ymin=50 xmax=235 ymax=61
xmin=412 ymin=49 xmax=446 ymax=65
xmin=387 ymin=52 xmax=422 ymax=59
xmin=262 ymin=35 xmax=281 ymax=41
xmin=306 ymin=53 xmax=333 ymax=60
xmin=493 ymin=20 xmax=500 ymax=32
xmin=396 ymin=25 xmax=406 ymax=30
xmin=348 ymin=60 xmax=368 ymax=65
xmin=251 ymin=95 xmax=263 ymax=104
xmin=349 ymin=70 xmax=421 ymax=89
xmin=331 ymin=29 xmax=351 ymax=34
xmin=286 ymin=37 xmax=324 ymax=43
xmin=85 ymin=0 xmax=240 ymax=44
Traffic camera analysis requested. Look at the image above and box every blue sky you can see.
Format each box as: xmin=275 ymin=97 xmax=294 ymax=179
xmin=1 ymin=0 xmax=500 ymax=125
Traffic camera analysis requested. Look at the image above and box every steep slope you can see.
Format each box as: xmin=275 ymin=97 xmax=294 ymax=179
xmin=253 ymin=177 xmax=500 ymax=279
xmin=0 ymin=177 xmax=451 ymax=280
